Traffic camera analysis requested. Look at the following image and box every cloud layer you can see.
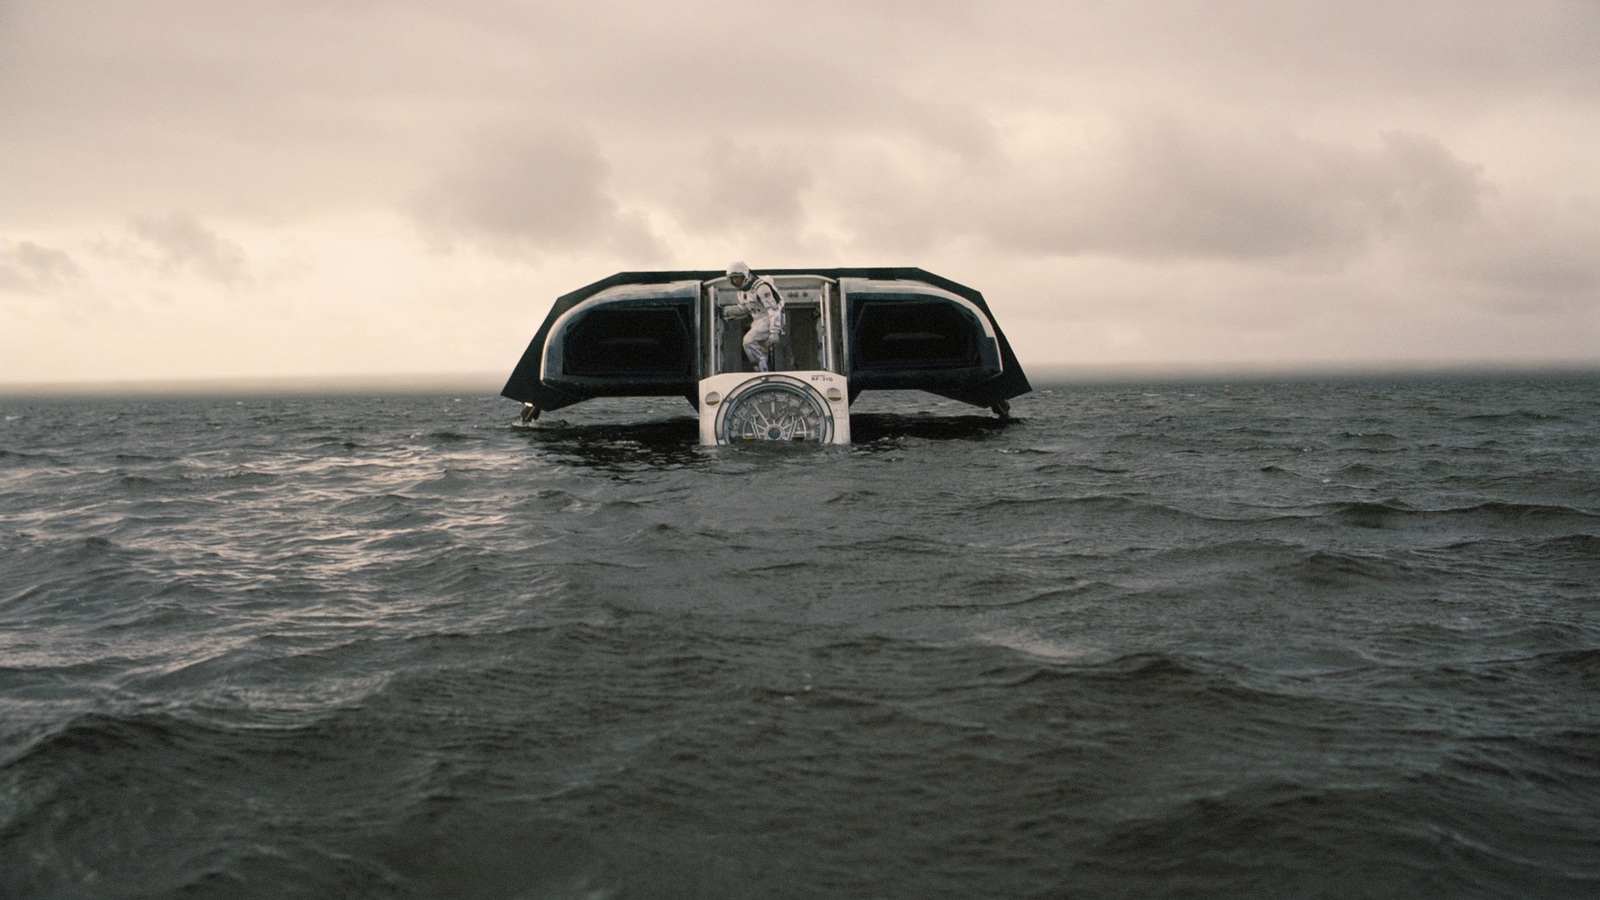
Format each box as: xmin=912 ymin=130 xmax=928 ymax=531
xmin=2 ymin=0 xmax=1596 ymax=383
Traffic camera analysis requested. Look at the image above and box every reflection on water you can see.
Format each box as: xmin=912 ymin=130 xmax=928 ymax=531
xmin=849 ymin=412 xmax=1014 ymax=443
xmin=509 ymin=406 xmax=1019 ymax=468
xmin=512 ymin=417 xmax=702 ymax=470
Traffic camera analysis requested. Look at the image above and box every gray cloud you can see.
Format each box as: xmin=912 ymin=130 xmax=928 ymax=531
xmin=825 ymin=119 xmax=1493 ymax=265
xmin=1366 ymin=132 xmax=1487 ymax=228
xmin=0 ymin=241 xmax=84 ymax=295
xmin=127 ymin=212 xmax=251 ymax=285
xmin=411 ymin=128 xmax=662 ymax=261
xmin=6 ymin=1 xmax=1585 ymax=226
xmin=678 ymin=137 xmax=814 ymax=236
xmin=1 ymin=0 xmax=1595 ymax=381
xmin=1419 ymin=195 xmax=1600 ymax=312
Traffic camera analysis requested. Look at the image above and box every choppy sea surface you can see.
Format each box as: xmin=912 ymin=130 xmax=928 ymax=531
xmin=2 ymin=376 xmax=1598 ymax=899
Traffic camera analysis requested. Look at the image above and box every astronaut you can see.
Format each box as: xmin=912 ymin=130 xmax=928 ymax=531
xmin=725 ymin=261 xmax=784 ymax=371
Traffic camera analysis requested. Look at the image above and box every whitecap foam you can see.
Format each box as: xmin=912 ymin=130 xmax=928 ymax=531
xmin=978 ymin=628 xmax=1099 ymax=662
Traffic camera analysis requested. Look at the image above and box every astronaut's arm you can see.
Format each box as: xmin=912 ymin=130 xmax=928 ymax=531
xmin=721 ymin=302 xmax=750 ymax=320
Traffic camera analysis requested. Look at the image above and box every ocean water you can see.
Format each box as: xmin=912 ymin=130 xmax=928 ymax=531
xmin=2 ymin=376 xmax=1598 ymax=899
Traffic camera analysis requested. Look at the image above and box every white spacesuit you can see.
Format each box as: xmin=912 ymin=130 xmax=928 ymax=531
xmin=726 ymin=261 xmax=784 ymax=371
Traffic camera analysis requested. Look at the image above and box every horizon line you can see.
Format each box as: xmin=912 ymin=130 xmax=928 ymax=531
xmin=3 ymin=361 xmax=1599 ymax=398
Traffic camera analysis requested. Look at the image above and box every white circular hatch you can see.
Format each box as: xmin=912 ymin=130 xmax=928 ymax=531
xmin=714 ymin=375 xmax=836 ymax=443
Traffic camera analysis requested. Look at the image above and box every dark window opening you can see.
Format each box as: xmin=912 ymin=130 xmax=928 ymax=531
xmin=563 ymin=307 xmax=693 ymax=377
xmin=850 ymin=298 xmax=980 ymax=370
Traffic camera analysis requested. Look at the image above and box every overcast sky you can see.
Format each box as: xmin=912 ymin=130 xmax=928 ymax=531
xmin=3 ymin=0 xmax=1597 ymax=386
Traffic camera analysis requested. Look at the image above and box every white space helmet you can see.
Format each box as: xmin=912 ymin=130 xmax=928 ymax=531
xmin=726 ymin=261 xmax=751 ymax=287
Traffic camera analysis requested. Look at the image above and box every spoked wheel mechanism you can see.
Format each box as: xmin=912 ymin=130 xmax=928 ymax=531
xmin=717 ymin=377 xmax=835 ymax=443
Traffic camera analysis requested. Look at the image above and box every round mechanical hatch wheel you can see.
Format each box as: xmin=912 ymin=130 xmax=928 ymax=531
xmin=716 ymin=376 xmax=835 ymax=443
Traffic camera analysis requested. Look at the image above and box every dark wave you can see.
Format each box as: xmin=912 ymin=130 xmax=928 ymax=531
xmin=1332 ymin=461 xmax=1387 ymax=478
xmin=1335 ymin=431 xmax=1403 ymax=451
xmin=1319 ymin=499 xmax=1599 ymax=530
xmin=2 ymin=709 xmax=200 ymax=771
xmin=848 ymin=412 xmax=1013 ymax=443
xmin=1033 ymin=462 xmax=1131 ymax=475
xmin=1460 ymin=500 xmax=1600 ymax=523
xmin=513 ymin=418 xmax=703 ymax=470
xmin=1529 ymin=533 xmax=1600 ymax=556
xmin=1457 ymin=410 xmax=1565 ymax=423
xmin=972 ymin=493 xmax=1228 ymax=526
xmin=1066 ymin=778 xmax=1595 ymax=897
xmin=1275 ymin=549 xmax=1429 ymax=587
xmin=0 ymin=448 xmax=67 ymax=467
